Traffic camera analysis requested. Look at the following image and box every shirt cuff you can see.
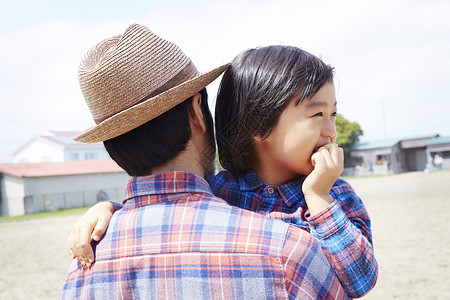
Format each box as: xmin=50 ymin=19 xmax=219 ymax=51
xmin=109 ymin=201 xmax=123 ymax=212
xmin=308 ymin=200 xmax=349 ymax=239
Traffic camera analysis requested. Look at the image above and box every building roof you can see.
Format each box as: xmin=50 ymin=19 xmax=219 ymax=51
xmin=0 ymin=159 xmax=125 ymax=178
xmin=13 ymin=130 xmax=104 ymax=155
xmin=351 ymin=138 xmax=401 ymax=150
xmin=352 ymin=134 xmax=439 ymax=151
xmin=39 ymin=130 xmax=104 ymax=148
xmin=426 ymin=135 xmax=450 ymax=146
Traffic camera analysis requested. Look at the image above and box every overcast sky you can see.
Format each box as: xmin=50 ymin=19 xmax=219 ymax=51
xmin=1 ymin=0 xmax=449 ymax=162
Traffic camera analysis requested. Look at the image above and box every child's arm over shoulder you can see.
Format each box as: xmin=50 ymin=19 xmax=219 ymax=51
xmin=66 ymin=201 xmax=119 ymax=267
xmin=308 ymin=177 xmax=378 ymax=298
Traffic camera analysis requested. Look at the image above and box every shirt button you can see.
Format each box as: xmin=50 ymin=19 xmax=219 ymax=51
xmin=267 ymin=187 xmax=275 ymax=194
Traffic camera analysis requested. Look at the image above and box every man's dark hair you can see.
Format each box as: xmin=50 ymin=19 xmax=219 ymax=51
xmin=215 ymin=45 xmax=334 ymax=177
xmin=104 ymin=88 xmax=213 ymax=176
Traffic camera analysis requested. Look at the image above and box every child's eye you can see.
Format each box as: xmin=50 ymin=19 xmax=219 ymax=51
xmin=331 ymin=112 xmax=338 ymax=117
xmin=314 ymin=112 xmax=323 ymax=117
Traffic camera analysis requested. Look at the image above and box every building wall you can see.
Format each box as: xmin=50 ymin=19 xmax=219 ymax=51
xmin=351 ymin=146 xmax=394 ymax=175
xmin=389 ymin=144 xmax=402 ymax=174
xmin=0 ymin=174 xmax=25 ymax=216
xmin=349 ymin=143 xmax=406 ymax=175
xmin=348 ymin=136 xmax=447 ymax=176
xmin=22 ymin=172 xmax=130 ymax=214
xmin=13 ymin=136 xmax=109 ymax=163
xmin=13 ymin=140 xmax=64 ymax=163
xmin=403 ymin=148 xmax=428 ymax=172
xmin=426 ymin=142 xmax=450 ymax=169
xmin=64 ymin=147 xmax=110 ymax=161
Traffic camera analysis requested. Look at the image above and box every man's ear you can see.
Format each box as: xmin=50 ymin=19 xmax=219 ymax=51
xmin=189 ymin=93 xmax=206 ymax=133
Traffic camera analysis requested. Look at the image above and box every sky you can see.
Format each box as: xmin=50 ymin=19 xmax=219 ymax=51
xmin=1 ymin=0 xmax=449 ymax=162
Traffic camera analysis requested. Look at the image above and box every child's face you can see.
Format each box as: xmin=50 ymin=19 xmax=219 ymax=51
xmin=252 ymin=82 xmax=337 ymax=185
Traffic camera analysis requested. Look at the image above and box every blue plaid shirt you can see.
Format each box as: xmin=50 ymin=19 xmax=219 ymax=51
xmin=207 ymin=170 xmax=378 ymax=298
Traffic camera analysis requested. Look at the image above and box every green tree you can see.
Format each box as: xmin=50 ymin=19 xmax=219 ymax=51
xmin=336 ymin=114 xmax=363 ymax=165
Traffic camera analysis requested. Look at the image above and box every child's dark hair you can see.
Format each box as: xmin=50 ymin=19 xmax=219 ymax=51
xmin=215 ymin=45 xmax=334 ymax=177
xmin=104 ymin=88 xmax=213 ymax=176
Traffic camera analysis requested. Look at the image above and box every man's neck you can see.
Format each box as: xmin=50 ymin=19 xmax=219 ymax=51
xmin=150 ymin=143 xmax=205 ymax=179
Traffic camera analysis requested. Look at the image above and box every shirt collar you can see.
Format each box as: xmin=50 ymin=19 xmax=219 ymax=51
xmin=242 ymin=170 xmax=305 ymax=207
xmin=277 ymin=176 xmax=305 ymax=207
xmin=123 ymin=171 xmax=213 ymax=205
xmin=241 ymin=170 xmax=266 ymax=190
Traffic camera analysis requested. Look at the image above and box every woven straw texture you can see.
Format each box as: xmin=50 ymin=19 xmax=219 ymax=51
xmin=75 ymin=24 xmax=228 ymax=143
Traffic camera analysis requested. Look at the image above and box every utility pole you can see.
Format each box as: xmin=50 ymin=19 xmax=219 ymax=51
xmin=381 ymin=98 xmax=388 ymax=139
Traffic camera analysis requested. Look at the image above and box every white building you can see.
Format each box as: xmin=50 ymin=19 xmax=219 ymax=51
xmin=0 ymin=160 xmax=129 ymax=216
xmin=13 ymin=130 xmax=109 ymax=163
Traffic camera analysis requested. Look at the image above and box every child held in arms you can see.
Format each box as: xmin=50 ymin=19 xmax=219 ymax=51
xmin=68 ymin=45 xmax=378 ymax=298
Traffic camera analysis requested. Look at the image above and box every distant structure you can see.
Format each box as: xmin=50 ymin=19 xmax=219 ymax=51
xmin=12 ymin=130 xmax=109 ymax=163
xmin=348 ymin=134 xmax=450 ymax=176
xmin=0 ymin=160 xmax=128 ymax=216
xmin=426 ymin=136 xmax=450 ymax=169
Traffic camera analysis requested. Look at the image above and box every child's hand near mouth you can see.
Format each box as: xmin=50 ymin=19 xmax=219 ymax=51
xmin=303 ymin=143 xmax=344 ymax=215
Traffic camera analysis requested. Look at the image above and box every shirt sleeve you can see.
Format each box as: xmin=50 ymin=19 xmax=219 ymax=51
xmin=109 ymin=201 xmax=123 ymax=211
xmin=307 ymin=178 xmax=378 ymax=298
xmin=282 ymin=226 xmax=349 ymax=300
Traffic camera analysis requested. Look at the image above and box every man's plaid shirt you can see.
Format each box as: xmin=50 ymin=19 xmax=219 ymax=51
xmin=61 ymin=171 xmax=348 ymax=299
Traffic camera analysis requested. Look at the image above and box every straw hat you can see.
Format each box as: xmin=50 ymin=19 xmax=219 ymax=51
xmin=74 ymin=24 xmax=229 ymax=143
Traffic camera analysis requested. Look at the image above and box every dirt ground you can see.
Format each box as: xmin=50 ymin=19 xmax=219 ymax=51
xmin=0 ymin=170 xmax=449 ymax=299
xmin=350 ymin=170 xmax=450 ymax=299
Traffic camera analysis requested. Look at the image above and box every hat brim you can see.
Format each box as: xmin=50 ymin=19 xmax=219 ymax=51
xmin=74 ymin=63 xmax=229 ymax=143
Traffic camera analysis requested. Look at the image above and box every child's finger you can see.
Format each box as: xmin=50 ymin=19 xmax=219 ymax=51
xmin=330 ymin=146 xmax=344 ymax=175
xmin=92 ymin=216 xmax=110 ymax=242
xmin=317 ymin=143 xmax=333 ymax=152
xmin=66 ymin=232 xmax=76 ymax=259
xmin=70 ymin=227 xmax=84 ymax=264
xmin=328 ymin=144 xmax=342 ymax=162
xmin=316 ymin=146 xmax=334 ymax=166
xmin=311 ymin=151 xmax=323 ymax=167
xmin=77 ymin=224 xmax=95 ymax=266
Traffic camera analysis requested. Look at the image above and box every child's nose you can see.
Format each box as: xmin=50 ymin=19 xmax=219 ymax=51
xmin=322 ymin=120 xmax=337 ymax=142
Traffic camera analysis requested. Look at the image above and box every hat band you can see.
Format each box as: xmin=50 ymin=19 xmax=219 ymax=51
xmin=93 ymin=60 xmax=199 ymax=124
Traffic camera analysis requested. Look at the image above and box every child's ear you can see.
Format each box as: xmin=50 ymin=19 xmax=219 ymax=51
xmin=252 ymin=134 xmax=264 ymax=143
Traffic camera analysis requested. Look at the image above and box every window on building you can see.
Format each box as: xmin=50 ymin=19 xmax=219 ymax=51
xmin=432 ymin=151 xmax=450 ymax=159
xmin=351 ymin=156 xmax=364 ymax=166
xmin=69 ymin=153 xmax=79 ymax=160
xmin=85 ymin=152 xmax=98 ymax=160
xmin=376 ymin=154 xmax=390 ymax=165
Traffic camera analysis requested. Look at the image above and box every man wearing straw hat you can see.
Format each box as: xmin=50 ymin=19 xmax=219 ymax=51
xmin=61 ymin=24 xmax=347 ymax=299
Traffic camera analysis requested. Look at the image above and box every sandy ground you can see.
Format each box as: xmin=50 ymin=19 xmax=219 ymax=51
xmin=349 ymin=170 xmax=450 ymax=299
xmin=0 ymin=170 xmax=449 ymax=299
